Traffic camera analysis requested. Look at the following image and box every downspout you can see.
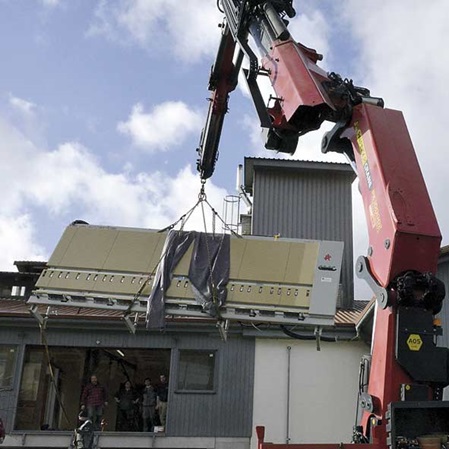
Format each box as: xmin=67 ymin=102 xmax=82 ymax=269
xmin=286 ymin=345 xmax=291 ymax=444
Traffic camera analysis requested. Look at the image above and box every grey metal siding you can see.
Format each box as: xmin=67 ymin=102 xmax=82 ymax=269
xmin=0 ymin=321 xmax=255 ymax=437
xmin=168 ymin=335 xmax=255 ymax=437
xmin=251 ymin=168 xmax=354 ymax=307
xmin=0 ymin=341 xmax=24 ymax=434
xmin=437 ymin=258 xmax=449 ymax=348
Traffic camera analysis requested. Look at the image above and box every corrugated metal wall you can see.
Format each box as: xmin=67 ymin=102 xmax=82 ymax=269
xmin=168 ymin=334 xmax=255 ymax=437
xmin=0 ymin=321 xmax=255 ymax=437
xmin=437 ymin=256 xmax=449 ymax=348
xmin=0 ymin=339 xmax=24 ymax=434
xmin=435 ymin=254 xmax=449 ymax=402
xmin=248 ymin=161 xmax=354 ymax=308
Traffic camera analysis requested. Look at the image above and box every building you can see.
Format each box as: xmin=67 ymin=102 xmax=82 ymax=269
xmin=0 ymin=264 xmax=368 ymax=449
xmin=0 ymin=160 xmax=372 ymax=448
xmin=242 ymin=158 xmax=356 ymax=308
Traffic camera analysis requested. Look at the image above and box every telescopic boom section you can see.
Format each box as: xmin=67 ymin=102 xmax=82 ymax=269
xmin=339 ymin=104 xmax=443 ymax=294
xmin=197 ymin=0 xmax=345 ymax=179
xmin=196 ymin=23 xmax=239 ymax=180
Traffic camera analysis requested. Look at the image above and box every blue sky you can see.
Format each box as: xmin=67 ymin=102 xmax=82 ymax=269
xmin=1 ymin=0 xmax=449 ymax=300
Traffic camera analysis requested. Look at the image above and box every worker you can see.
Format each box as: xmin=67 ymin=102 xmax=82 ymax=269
xmin=156 ymin=374 xmax=168 ymax=428
xmin=81 ymin=374 xmax=108 ymax=431
xmin=114 ymin=380 xmax=139 ymax=431
xmin=141 ymin=378 xmax=157 ymax=432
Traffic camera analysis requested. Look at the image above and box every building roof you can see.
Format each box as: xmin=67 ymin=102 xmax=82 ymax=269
xmin=335 ymin=299 xmax=370 ymax=326
xmin=14 ymin=260 xmax=47 ymax=273
xmin=243 ymin=157 xmax=356 ymax=194
xmin=0 ymin=297 xmax=369 ymax=327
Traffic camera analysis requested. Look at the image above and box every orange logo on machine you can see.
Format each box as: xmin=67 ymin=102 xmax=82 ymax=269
xmin=354 ymin=121 xmax=373 ymax=190
xmin=407 ymin=334 xmax=423 ymax=351
xmin=369 ymin=190 xmax=382 ymax=233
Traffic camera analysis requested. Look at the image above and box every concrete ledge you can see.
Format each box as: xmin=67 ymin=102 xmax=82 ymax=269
xmin=2 ymin=431 xmax=250 ymax=449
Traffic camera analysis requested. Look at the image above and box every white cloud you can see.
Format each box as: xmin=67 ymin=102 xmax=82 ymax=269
xmin=28 ymin=141 xmax=225 ymax=229
xmin=6 ymin=94 xmax=48 ymax=146
xmin=28 ymin=140 xmax=226 ymax=229
xmin=9 ymin=94 xmax=36 ymax=116
xmin=339 ymin=1 xmax=449 ymax=238
xmin=88 ymin=0 xmax=222 ymax=63
xmin=0 ymin=118 xmax=40 ymax=214
xmin=117 ymin=102 xmax=203 ymax=152
xmin=0 ymin=215 xmax=46 ymax=269
xmin=288 ymin=8 xmax=331 ymax=69
xmin=0 ymin=112 xmax=228 ymax=271
xmin=41 ymin=0 xmax=60 ymax=7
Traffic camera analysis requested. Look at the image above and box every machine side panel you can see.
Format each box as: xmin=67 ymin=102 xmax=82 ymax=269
xmin=345 ymin=104 xmax=441 ymax=286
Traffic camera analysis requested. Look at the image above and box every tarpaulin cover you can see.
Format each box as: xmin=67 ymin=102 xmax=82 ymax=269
xmin=146 ymin=230 xmax=230 ymax=329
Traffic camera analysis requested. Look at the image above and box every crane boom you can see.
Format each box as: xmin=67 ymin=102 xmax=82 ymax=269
xmin=196 ymin=1 xmax=449 ymax=448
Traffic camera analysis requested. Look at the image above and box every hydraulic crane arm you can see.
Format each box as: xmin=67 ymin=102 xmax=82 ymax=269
xmin=196 ymin=0 xmax=382 ymax=179
xmin=197 ymin=1 xmax=449 ymax=447
xmin=196 ymin=22 xmax=242 ymax=179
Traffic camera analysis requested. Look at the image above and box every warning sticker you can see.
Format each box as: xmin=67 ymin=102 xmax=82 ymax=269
xmin=406 ymin=334 xmax=423 ymax=351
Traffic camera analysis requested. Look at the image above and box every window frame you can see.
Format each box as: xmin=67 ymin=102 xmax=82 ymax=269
xmin=175 ymin=349 xmax=218 ymax=394
xmin=14 ymin=345 xmax=172 ymax=431
xmin=0 ymin=345 xmax=18 ymax=389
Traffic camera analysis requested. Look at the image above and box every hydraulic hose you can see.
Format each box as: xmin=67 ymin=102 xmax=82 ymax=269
xmin=280 ymin=325 xmax=342 ymax=342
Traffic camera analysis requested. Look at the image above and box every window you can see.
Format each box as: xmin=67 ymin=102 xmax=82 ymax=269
xmin=15 ymin=346 xmax=171 ymax=431
xmin=177 ymin=350 xmax=216 ymax=391
xmin=0 ymin=345 xmax=17 ymax=388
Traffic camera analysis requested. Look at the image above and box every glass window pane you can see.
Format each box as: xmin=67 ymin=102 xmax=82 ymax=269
xmin=177 ymin=350 xmax=216 ymax=391
xmin=0 ymin=345 xmax=17 ymax=388
xmin=15 ymin=346 xmax=172 ymax=431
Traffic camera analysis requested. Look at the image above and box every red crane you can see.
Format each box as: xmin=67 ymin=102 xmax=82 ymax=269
xmin=197 ymin=1 xmax=449 ymax=448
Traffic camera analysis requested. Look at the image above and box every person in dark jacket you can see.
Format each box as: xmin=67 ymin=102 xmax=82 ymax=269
xmin=114 ymin=380 xmax=138 ymax=431
xmin=156 ymin=374 xmax=168 ymax=427
xmin=81 ymin=375 xmax=108 ymax=431
xmin=141 ymin=378 xmax=157 ymax=432
xmin=0 ymin=418 xmax=5 ymax=444
xmin=77 ymin=405 xmax=89 ymax=426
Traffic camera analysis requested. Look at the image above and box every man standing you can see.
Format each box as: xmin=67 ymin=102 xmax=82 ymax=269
xmin=81 ymin=375 xmax=108 ymax=430
xmin=141 ymin=378 xmax=157 ymax=432
xmin=114 ymin=380 xmax=138 ymax=431
xmin=156 ymin=374 xmax=168 ymax=428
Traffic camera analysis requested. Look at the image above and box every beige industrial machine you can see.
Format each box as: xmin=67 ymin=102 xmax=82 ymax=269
xmin=29 ymin=223 xmax=344 ymax=327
